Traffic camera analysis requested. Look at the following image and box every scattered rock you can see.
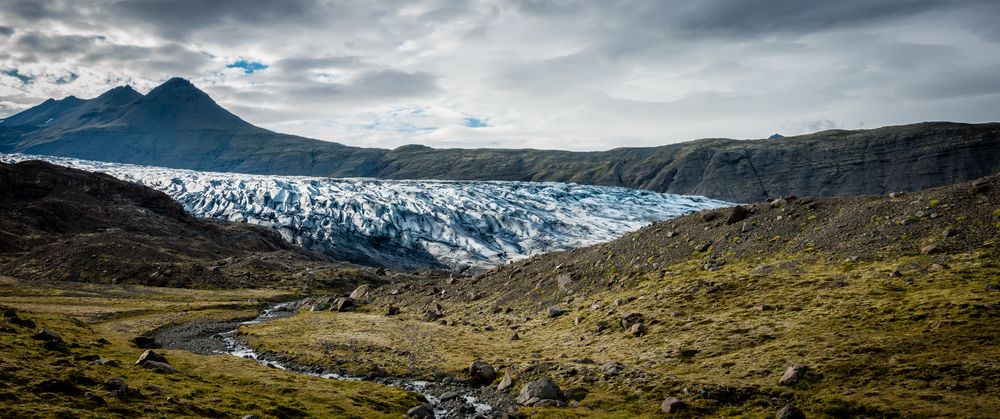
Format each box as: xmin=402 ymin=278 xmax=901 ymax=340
xmin=921 ymin=244 xmax=942 ymax=255
xmin=439 ymin=391 xmax=460 ymax=402
xmin=33 ymin=328 xmax=67 ymax=351
xmin=135 ymin=349 xmax=169 ymax=365
xmin=83 ymin=392 xmax=106 ymax=404
xmin=422 ymin=311 xmax=441 ymax=322
xmin=694 ymin=242 xmax=712 ymax=252
xmin=601 ymin=362 xmax=625 ymax=376
xmin=548 ymin=306 xmax=565 ymax=318
xmin=943 ymin=228 xmax=958 ymax=238
xmin=510 ymin=332 xmax=520 ymax=341
xmin=532 ymin=399 xmax=567 ymax=408
xmin=770 ymin=198 xmax=788 ymax=208
xmin=386 ymin=305 xmax=400 ymax=316
xmin=726 ymin=205 xmax=750 ymax=225
xmin=469 ymin=360 xmax=497 ymax=385
xmin=498 ymin=368 xmax=515 ymax=391
xmin=33 ymin=328 xmax=62 ymax=342
xmin=775 ymin=404 xmax=806 ymax=419
xmin=661 ymin=397 xmax=687 ymax=414
xmin=142 ymin=360 xmax=177 ymax=373
xmin=516 ymin=377 xmax=563 ymax=406
xmin=888 ymin=270 xmax=903 ymax=278
xmin=132 ymin=336 xmax=159 ymax=348
xmin=93 ymin=358 xmax=119 ymax=367
xmin=595 ymin=321 xmax=609 ymax=333
xmin=349 ymin=284 xmax=370 ymax=301
xmin=103 ymin=377 xmax=129 ymax=392
xmin=699 ymin=210 xmax=718 ymax=222
xmin=406 ymin=403 xmax=435 ymax=419
xmin=778 ymin=364 xmax=809 ymax=386
xmin=620 ymin=312 xmax=644 ymax=329
xmin=630 ymin=322 xmax=647 ymax=336
xmin=332 ymin=297 xmax=354 ymax=312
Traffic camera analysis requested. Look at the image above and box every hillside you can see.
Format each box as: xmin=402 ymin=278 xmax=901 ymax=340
xmin=0 ymin=160 xmax=388 ymax=289
xmin=238 ymin=174 xmax=1000 ymax=417
xmin=2 ymin=79 xmax=998 ymax=202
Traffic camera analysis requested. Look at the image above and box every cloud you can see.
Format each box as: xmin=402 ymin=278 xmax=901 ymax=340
xmin=0 ymin=0 xmax=998 ymax=150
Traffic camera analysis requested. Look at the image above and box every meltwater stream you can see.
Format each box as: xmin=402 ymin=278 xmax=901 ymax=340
xmin=171 ymin=300 xmax=508 ymax=418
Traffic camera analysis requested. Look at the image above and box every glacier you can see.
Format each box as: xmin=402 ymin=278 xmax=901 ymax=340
xmin=1 ymin=153 xmax=732 ymax=270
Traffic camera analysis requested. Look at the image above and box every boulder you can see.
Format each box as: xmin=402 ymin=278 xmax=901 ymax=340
xmin=33 ymin=328 xmax=62 ymax=342
xmin=532 ymin=399 xmax=567 ymax=408
xmin=93 ymin=358 xmax=119 ymax=367
xmin=349 ymin=284 xmax=370 ymax=301
xmin=726 ymin=205 xmax=750 ymax=225
xmin=468 ymin=360 xmax=497 ymax=385
xmin=406 ymin=403 xmax=434 ymax=419
xmin=33 ymin=328 xmax=67 ymax=351
xmin=516 ymin=377 xmax=563 ymax=405
xmin=776 ymin=405 xmax=806 ymax=419
xmin=132 ymin=336 xmax=159 ymax=348
xmin=135 ymin=349 xmax=168 ymax=365
xmin=142 ymin=360 xmax=177 ymax=373
xmin=630 ymin=323 xmax=647 ymax=336
xmin=422 ymin=311 xmax=441 ymax=322
xmin=620 ymin=312 xmax=644 ymax=329
xmin=661 ymin=397 xmax=687 ymax=413
xmin=439 ymin=391 xmax=460 ymax=402
xmin=778 ymin=364 xmax=809 ymax=386
xmin=498 ymin=368 xmax=515 ymax=391
xmin=921 ymin=244 xmax=942 ymax=255
xmin=548 ymin=306 xmax=565 ymax=318
xmin=332 ymin=297 xmax=354 ymax=312
xmin=103 ymin=377 xmax=129 ymax=392
xmin=601 ymin=362 xmax=625 ymax=376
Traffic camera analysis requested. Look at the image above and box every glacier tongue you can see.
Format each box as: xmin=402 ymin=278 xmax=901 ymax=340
xmin=2 ymin=153 xmax=732 ymax=270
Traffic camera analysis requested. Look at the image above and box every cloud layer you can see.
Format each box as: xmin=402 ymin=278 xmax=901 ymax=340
xmin=2 ymin=0 xmax=999 ymax=150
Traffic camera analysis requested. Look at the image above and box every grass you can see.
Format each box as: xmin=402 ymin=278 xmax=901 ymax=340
xmin=0 ymin=277 xmax=422 ymax=418
xmin=240 ymin=249 xmax=1000 ymax=417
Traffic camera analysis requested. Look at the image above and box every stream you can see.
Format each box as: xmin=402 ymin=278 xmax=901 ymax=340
xmin=151 ymin=300 xmax=515 ymax=418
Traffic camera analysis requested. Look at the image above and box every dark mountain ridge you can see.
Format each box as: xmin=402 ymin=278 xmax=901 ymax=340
xmin=0 ymin=159 xmax=390 ymax=288
xmin=2 ymin=78 xmax=998 ymax=202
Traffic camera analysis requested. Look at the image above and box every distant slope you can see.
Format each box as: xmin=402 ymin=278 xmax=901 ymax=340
xmin=0 ymin=160 xmax=384 ymax=288
xmin=2 ymin=78 xmax=999 ymax=202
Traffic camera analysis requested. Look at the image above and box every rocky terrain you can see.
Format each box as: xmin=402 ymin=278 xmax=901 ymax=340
xmin=2 ymin=78 xmax=998 ymax=202
xmin=2 ymin=153 xmax=728 ymax=271
xmin=0 ymin=159 xmax=391 ymax=289
xmin=236 ymin=174 xmax=1000 ymax=417
xmin=0 ymin=170 xmax=998 ymax=417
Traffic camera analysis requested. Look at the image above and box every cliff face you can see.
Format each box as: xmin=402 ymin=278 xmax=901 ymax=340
xmin=2 ymin=78 xmax=998 ymax=202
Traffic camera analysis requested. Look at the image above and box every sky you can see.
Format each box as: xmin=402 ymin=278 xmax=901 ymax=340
xmin=1 ymin=0 xmax=999 ymax=151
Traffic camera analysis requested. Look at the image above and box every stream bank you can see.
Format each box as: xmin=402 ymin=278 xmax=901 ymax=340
xmin=150 ymin=301 xmax=517 ymax=418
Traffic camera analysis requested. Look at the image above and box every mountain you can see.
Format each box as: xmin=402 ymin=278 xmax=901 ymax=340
xmin=2 ymin=78 xmax=999 ymax=202
xmin=0 ymin=159 xmax=388 ymax=288
xmin=1 ymin=153 xmax=730 ymax=271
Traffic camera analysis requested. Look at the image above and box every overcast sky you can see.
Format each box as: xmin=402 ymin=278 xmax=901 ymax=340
xmin=1 ymin=0 xmax=999 ymax=150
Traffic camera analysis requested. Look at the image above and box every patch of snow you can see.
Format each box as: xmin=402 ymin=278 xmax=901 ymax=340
xmin=1 ymin=153 xmax=732 ymax=268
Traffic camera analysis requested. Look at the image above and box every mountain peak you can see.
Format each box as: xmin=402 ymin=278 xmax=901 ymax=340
xmin=120 ymin=77 xmax=256 ymax=131
xmin=96 ymin=85 xmax=143 ymax=105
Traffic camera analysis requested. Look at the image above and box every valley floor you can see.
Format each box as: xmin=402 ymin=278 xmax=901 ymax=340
xmin=3 ymin=175 xmax=1000 ymax=418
